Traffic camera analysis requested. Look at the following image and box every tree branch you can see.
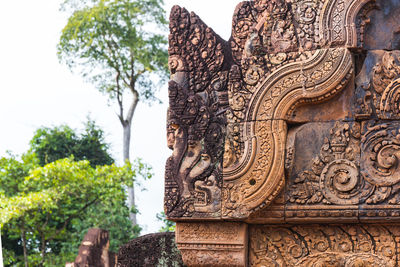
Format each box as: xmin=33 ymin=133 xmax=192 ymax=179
xmin=46 ymin=198 xmax=99 ymax=243
xmin=115 ymin=71 xmax=125 ymax=125
xmin=126 ymin=90 xmax=139 ymax=125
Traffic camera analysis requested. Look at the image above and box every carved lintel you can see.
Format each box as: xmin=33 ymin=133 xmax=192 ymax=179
xmin=176 ymin=222 xmax=248 ymax=267
xmin=250 ymin=224 xmax=397 ymax=266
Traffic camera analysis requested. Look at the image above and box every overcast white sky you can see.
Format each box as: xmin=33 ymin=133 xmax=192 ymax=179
xmin=0 ymin=0 xmax=242 ymax=234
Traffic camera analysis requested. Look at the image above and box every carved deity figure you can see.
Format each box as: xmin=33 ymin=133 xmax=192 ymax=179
xmin=165 ymin=0 xmax=400 ymax=266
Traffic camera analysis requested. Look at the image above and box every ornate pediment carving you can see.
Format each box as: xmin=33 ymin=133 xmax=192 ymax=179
xmin=164 ymin=0 xmax=389 ymax=220
xmin=166 ymin=0 xmax=400 ymax=266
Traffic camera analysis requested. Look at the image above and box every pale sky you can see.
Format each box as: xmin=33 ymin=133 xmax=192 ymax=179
xmin=0 ymin=0 xmax=242 ymax=234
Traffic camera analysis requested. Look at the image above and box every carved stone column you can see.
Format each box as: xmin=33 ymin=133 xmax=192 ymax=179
xmin=176 ymin=222 xmax=248 ymax=267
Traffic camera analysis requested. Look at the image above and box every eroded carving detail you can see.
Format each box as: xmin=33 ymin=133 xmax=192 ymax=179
xmin=320 ymin=0 xmax=375 ymax=47
xmin=355 ymin=51 xmax=400 ymax=120
xmin=287 ymin=120 xmax=400 ymax=206
xmin=361 ymin=121 xmax=400 ymax=204
xmin=165 ymin=0 xmax=397 ymax=222
xmin=165 ymin=6 xmax=230 ymax=218
xmin=373 ymin=52 xmax=400 ymax=119
xmin=165 ymin=1 xmax=400 ymax=266
xmin=176 ymin=222 xmax=247 ymax=267
xmin=288 ymin=121 xmax=375 ymax=205
xmin=250 ymin=225 xmax=396 ymax=266
xmin=223 ymin=48 xmax=353 ymax=218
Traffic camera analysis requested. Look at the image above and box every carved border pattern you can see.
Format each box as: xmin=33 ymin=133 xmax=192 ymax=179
xmin=320 ymin=0 xmax=375 ymax=47
xmin=223 ymin=48 xmax=353 ymax=218
xmin=176 ymin=222 xmax=248 ymax=267
xmin=166 ymin=0 xmax=380 ymax=221
xmin=250 ymin=224 xmax=397 ymax=266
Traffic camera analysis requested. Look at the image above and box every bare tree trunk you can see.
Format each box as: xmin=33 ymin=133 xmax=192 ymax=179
xmin=123 ymin=123 xmax=137 ymax=225
xmin=21 ymin=224 xmax=28 ymax=267
xmin=0 ymin=228 xmax=4 ymax=267
xmin=122 ymin=92 xmax=139 ymax=227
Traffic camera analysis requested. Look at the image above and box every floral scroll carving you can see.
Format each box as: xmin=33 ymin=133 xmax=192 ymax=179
xmin=166 ymin=0 xmax=383 ymax=221
xmin=166 ymin=0 xmax=400 ymax=266
xmin=223 ymin=48 xmax=353 ymax=218
xmin=250 ymin=224 xmax=397 ymax=266
xmin=360 ymin=121 xmax=400 ymax=204
xmin=285 ymin=119 xmax=400 ymax=217
xmin=288 ymin=121 xmax=376 ymax=205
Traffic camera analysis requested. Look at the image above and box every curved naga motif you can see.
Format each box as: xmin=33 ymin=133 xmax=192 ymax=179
xmin=165 ymin=0 xmax=377 ymax=221
xmin=223 ymin=48 xmax=353 ymax=218
xmin=319 ymin=0 xmax=375 ymax=47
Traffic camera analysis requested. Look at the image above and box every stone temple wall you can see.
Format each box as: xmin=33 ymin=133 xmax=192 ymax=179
xmin=165 ymin=0 xmax=400 ymax=266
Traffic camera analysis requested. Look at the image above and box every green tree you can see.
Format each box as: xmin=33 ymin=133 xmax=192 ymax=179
xmin=57 ymin=0 xmax=169 ymax=226
xmin=156 ymin=211 xmax=175 ymax=232
xmin=29 ymin=119 xmax=114 ymax=167
xmin=1 ymin=122 xmax=152 ymax=266
xmin=0 ymin=157 xmax=151 ymax=267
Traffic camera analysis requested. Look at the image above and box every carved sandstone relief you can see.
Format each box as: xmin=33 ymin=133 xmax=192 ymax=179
xmin=355 ymin=50 xmax=400 ymax=120
xmin=165 ymin=0 xmax=400 ymax=224
xmin=250 ymin=224 xmax=397 ymax=266
xmin=360 ymin=120 xmax=400 ymax=202
xmin=286 ymin=121 xmax=372 ymax=206
xmin=223 ymin=48 xmax=353 ymax=219
xmin=175 ymin=222 xmax=248 ymax=267
xmin=252 ymin=119 xmax=400 ymax=224
xmin=166 ymin=0 xmax=400 ymax=266
xmin=286 ymin=120 xmax=400 ymax=207
xmin=165 ymin=0 xmax=378 ymax=221
xmin=165 ymin=6 xmax=231 ymax=218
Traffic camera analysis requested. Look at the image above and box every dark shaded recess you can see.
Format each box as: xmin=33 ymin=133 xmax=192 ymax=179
xmin=352 ymin=50 xmax=367 ymax=77
xmin=117 ymin=232 xmax=185 ymax=267
xmin=363 ymin=0 xmax=400 ymax=50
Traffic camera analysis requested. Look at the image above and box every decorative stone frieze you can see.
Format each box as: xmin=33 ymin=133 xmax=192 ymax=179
xmin=165 ymin=0 xmax=400 ymax=266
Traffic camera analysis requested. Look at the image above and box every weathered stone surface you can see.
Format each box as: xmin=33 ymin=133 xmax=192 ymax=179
xmin=165 ymin=5 xmax=230 ymax=219
xmin=176 ymin=222 xmax=247 ymax=267
xmin=288 ymin=76 xmax=355 ymax=123
xmin=355 ymin=50 xmax=400 ymax=120
xmin=362 ymin=0 xmax=400 ymax=50
xmin=165 ymin=0 xmax=400 ymax=266
xmin=117 ymin=232 xmax=184 ymax=267
xmin=71 ymin=228 xmax=115 ymax=267
xmin=286 ymin=121 xmax=364 ymax=206
xmin=249 ymin=224 xmax=398 ymax=266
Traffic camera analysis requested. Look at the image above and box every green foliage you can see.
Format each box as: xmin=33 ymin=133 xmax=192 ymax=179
xmin=156 ymin=211 xmax=175 ymax=232
xmin=1 ymin=122 xmax=153 ymax=266
xmin=58 ymin=0 xmax=169 ymax=103
xmin=57 ymin=0 xmax=169 ymax=231
xmin=29 ymin=119 xmax=114 ymax=167
xmin=0 ymin=153 xmax=35 ymax=197
xmin=1 ymin=157 xmax=151 ymax=266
